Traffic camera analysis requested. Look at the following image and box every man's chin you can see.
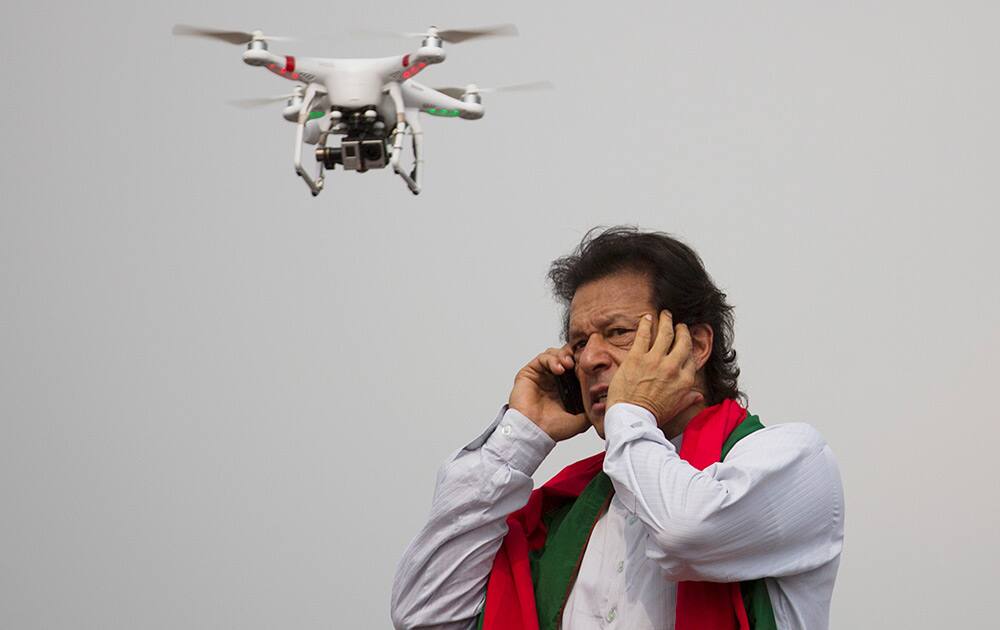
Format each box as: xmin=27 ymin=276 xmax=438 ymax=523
xmin=587 ymin=411 xmax=606 ymax=440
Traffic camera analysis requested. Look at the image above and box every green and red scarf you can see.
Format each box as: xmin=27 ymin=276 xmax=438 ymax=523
xmin=475 ymin=399 xmax=777 ymax=630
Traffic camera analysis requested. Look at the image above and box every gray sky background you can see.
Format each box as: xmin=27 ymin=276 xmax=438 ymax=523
xmin=2 ymin=1 xmax=998 ymax=627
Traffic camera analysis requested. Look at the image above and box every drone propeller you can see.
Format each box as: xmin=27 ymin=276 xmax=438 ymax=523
xmin=434 ymin=81 xmax=555 ymax=99
xmin=227 ymin=93 xmax=301 ymax=109
xmin=172 ymin=24 xmax=294 ymax=45
xmin=353 ymin=23 xmax=518 ymax=44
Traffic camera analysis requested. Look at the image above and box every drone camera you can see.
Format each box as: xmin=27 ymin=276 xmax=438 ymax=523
xmin=341 ymin=141 xmax=361 ymax=170
xmin=315 ymin=146 xmax=342 ymax=170
xmin=328 ymin=139 xmax=387 ymax=172
xmin=361 ymin=140 xmax=386 ymax=168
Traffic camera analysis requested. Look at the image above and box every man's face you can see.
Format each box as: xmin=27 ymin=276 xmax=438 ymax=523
xmin=567 ymin=270 xmax=657 ymax=438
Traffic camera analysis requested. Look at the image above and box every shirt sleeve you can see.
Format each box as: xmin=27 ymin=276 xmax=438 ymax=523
xmin=602 ymin=403 xmax=845 ymax=582
xmin=390 ymin=405 xmax=557 ymax=629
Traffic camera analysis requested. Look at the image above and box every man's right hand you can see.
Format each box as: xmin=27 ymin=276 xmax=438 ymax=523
xmin=508 ymin=346 xmax=591 ymax=442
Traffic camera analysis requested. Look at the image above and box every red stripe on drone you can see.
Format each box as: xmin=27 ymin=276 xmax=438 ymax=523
xmin=284 ymin=56 xmax=296 ymax=73
xmin=402 ymin=61 xmax=428 ymax=80
xmin=402 ymin=54 xmax=410 ymax=67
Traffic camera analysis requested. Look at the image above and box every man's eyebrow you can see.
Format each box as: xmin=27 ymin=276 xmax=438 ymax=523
xmin=567 ymin=313 xmax=636 ymax=340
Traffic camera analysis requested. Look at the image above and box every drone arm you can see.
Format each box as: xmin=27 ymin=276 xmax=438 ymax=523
xmin=243 ymin=50 xmax=325 ymax=88
xmin=402 ymin=81 xmax=485 ymax=120
xmin=455 ymin=99 xmax=484 ymax=120
xmin=242 ymin=48 xmax=283 ymax=68
xmin=382 ymin=41 xmax=447 ymax=83
xmin=409 ymin=43 xmax=446 ymax=70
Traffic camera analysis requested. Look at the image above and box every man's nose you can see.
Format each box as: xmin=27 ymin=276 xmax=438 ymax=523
xmin=577 ymin=335 xmax=613 ymax=374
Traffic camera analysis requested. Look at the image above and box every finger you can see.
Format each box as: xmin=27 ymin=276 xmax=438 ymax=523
xmin=680 ymin=325 xmax=701 ymax=372
xmin=682 ymin=389 xmax=705 ymax=409
xmin=630 ymin=313 xmax=655 ymax=356
xmin=651 ymin=310 xmax=675 ymax=355
xmin=557 ymin=346 xmax=576 ymax=369
xmin=529 ymin=351 xmax=561 ymax=376
xmin=546 ymin=353 xmax=566 ymax=373
xmin=668 ymin=323 xmax=694 ymax=363
xmin=680 ymin=345 xmax=698 ymax=375
xmin=544 ymin=348 xmax=572 ymax=372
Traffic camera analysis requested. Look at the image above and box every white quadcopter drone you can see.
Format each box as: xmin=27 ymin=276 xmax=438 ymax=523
xmin=173 ymin=23 xmax=551 ymax=197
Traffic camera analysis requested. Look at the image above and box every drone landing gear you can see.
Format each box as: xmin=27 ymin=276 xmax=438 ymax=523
xmin=293 ymin=83 xmax=326 ymax=197
xmin=390 ymin=119 xmax=422 ymax=195
xmin=385 ymin=83 xmax=424 ymax=195
xmin=387 ymin=86 xmax=423 ymax=195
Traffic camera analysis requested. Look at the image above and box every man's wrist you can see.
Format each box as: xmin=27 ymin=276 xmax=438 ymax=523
xmin=484 ymin=407 xmax=557 ymax=474
xmin=507 ymin=403 xmax=560 ymax=443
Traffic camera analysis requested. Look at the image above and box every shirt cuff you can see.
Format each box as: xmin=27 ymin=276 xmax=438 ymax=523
xmin=603 ymin=402 xmax=661 ymax=439
xmin=479 ymin=406 xmax=557 ymax=476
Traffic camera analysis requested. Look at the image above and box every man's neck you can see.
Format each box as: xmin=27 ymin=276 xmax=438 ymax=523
xmin=661 ymin=400 xmax=708 ymax=440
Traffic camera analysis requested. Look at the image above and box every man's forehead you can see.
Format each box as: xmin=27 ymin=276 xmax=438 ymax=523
xmin=566 ymin=271 xmax=655 ymax=337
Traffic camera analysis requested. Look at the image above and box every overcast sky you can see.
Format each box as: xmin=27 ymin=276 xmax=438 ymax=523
xmin=2 ymin=1 xmax=999 ymax=628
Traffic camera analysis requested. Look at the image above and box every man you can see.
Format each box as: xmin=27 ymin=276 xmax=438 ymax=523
xmin=391 ymin=227 xmax=844 ymax=629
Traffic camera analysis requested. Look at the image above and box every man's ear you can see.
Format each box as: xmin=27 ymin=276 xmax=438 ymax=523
xmin=690 ymin=323 xmax=714 ymax=370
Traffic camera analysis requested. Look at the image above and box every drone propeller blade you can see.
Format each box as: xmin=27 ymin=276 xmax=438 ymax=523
xmin=436 ymin=24 xmax=519 ymax=44
xmin=433 ymin=81 xmax=554 ymax=98
xmin=172 ymin=24 xmax=294 ymax=45
xmin=434 ymin=87 xmax=467 ymax=99
xmin=227 ymin=93 xmax=299 ymax=109
xmin=479 ymin=80 xmax=554 ymax=93
xmin=348 ymin=28 xmax=423 ymax=39
xmin=351 ymin=23 xmax=518 ymax=44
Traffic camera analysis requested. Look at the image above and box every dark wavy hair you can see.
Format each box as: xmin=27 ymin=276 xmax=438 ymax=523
xmin=547 ymin=226 xmax=744 ymax=406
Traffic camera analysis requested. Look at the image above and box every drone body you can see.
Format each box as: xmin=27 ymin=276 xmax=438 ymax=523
xmin=174 ymin=25 xmax=546 ymax=197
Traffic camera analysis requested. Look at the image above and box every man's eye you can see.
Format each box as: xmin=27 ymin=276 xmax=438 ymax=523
xmin=609 ymin=328 xmax=632 ymax=337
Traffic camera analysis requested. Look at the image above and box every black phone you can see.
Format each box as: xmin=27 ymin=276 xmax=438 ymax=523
xmin=555 ymin=369 xmax=585 ymax=415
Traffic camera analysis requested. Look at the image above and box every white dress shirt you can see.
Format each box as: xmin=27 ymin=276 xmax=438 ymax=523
xmin=391 ymin=403 xmax=844 ymax=630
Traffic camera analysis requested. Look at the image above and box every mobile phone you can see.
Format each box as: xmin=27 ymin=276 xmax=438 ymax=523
xmin=555 ymin=369 xmax=585 ymax=415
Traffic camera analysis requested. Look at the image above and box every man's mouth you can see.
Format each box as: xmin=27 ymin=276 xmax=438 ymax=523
xmin=589 ymin=386 xmax=609 ymax=413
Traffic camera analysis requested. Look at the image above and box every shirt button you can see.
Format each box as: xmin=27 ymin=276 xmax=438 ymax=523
xmin=606 ymin=607 xmax=617 ymax=622
xmin=617 ymin=560 xmax=624 ymax=573
xmin=500 ymin=424 xmax=513 ymax=437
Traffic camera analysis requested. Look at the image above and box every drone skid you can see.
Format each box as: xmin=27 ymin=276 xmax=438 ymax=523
xmin=293 ymin=83 xmax=326 ymax=196
xmin=386 ymin=83 xmax=422 ymax=195
xmin=390 ymin=119 xmax=423 ymax=196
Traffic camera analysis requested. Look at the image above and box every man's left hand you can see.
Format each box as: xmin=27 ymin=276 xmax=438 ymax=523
xmin=606 ymin=310 xmax=705 ymax=427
